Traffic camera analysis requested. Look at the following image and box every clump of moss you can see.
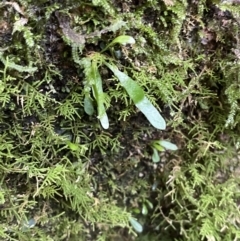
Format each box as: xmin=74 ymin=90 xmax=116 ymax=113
xmin=0 ymin=0 xmax=240 ymax=241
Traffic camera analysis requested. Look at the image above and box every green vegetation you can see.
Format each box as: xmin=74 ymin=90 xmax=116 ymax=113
xmin=0 ymin=0 xmax=240 ymax=240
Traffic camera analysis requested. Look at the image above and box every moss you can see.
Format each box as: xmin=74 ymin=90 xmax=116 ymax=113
xmin=0 ymin=0 xmax=240 ymax=240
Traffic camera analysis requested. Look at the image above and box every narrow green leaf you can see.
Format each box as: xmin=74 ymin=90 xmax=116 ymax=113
xmin=142 ymin=204 xmax=148 ymax=215
xmin=129 ymin=217 xmax=143 ymax=233
xmin=101 ymin=35 xmax=135 ymax=52
xmin=145 ymin=200 xmax=153 ymax=210
xmin=105 ymin=62 xmax=166 ymax=130
xmin=104 ymin=62 xmax=144 ymax=103
xmin=136 ymin=96 xmax=166 ymax=130
xmin=152 ymin=143 xmax=165 ymax=152
xmin=135 ymin=97 xmax=166 ymax=130
xmin=84 ymin=95 xmax=94 ymax=115
xmin=99 ymin=111 xmax=109 ymax=129
xmin=91 ymin=61 xmax=109 ymax=129
xmin=109 ymin=35 xmax=135 ymax=46
xmin=81 ymin=57 xmax=109 ymax=128
xmin=158 ymin=140 xmax=178 ymax=151
xmin=152 ymin=148 xmax=160 ymax=163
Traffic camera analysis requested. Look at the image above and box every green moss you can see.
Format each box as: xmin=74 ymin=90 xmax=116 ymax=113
xmin=0 ymin=0 xmax=240 ymax=240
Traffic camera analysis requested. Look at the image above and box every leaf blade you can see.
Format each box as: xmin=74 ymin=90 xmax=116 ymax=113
xmin=104 ymin=62 xmax=144 ymax=103
xmin=105 ymin=62 xmax=166 ymax=130
xmin=92 ymin=61 xmax=109 ymax=129
xmin=129 ymin=217 xmax=143 ymax=233
xmin=84 ymin=95 xmax=94 ymax=115
xmin=109 ymin=35 xmax=136 ymax=46
xmin=158 ymin=140 xmax=178 ymax=151
xmin=152 ymin=148 xmax=160 ymax=163
xmin=135 ymin=97 xmax=166 ymax=130
xmin=101 ymin=35 xmax=135 ymax=52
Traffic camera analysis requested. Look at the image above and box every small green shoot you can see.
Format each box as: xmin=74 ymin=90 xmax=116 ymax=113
xmin=150 ymin=140 xmax=178 ymax=163
xmin=142 ymin=199 xmax=154 ymax=216
xmin=81 ymin=56 xmax=109 ymax=129
xmin=142 ymin=204 xmax=148 ymax=215
xmin=91 ymin=61 xmax=109 ymax=129
xmin=101 ymin=35 xmax=135 ymax=52
xmin=84 ymin=95 xmax=94 ymax=115
xmin=80 ymin=40 xmax=166 ymax=130
xmin=104 ymin=62 xmax=166 ymax=130
xmin=129 ymin=217 xmax=143 ymax=233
